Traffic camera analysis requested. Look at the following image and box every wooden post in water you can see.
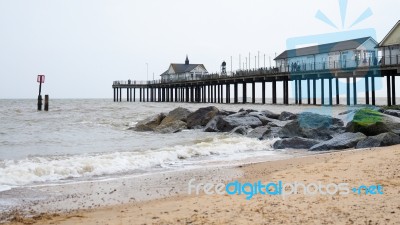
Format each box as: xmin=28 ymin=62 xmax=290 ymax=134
xmin=37 ymin=75 xmax=45 ymax=111
xmin=44 ymin=95 xmax=49 ymax=111
xmin=37 ymin=95 xmax=42 ymax=111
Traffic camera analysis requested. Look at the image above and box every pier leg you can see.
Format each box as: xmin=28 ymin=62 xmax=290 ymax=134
xmin=170 ymin=87 xmax=174 ymax=102
xmin=392 ymin=75 xmax=396 ymax=105
xmin=147 ymin=88 xmax=149 ymax=102
xmin=113 ymin=88 xmax=116 ymax=102
xmin=371 ymin=76 xmax=376 ymax=105
xmin=234 ymin=83 xmax=238 ymax=103
xmin=130 ymin=88 xmax=133 ymax=102
xmin=365 ymin=76 xmax=369 ymax=105
xmin=217 ymin=85 xmax=220 ymax=103
xmin=190 ymin=86 xmax=194 ymax=103
xmin=140 ymin=88 xmax=142 ymax=102
xmin=127 ymin=88 xmax=129 ymax=102
xmin=262 ymin=81 xmax=266 ymax=104
xmin=119 ymin=88 xmax=122 ymax=102
xmin=186 ymin=87 xmax=189 ymax=102
xmin=347 ymin=78 xmax=350 ymax=106
xmin=243 ymin=82 xmax=247 ymax=104
xmin=226 ymin=84 xmax=230 ymax=103
xmin=353 ymin=77 xmax=357 ymax=105
xmin=299 ymin=80 xmax=302 ymax=105
xmin=307 ymin=79 xmax=310 ymax=105
xmin=272 ymin=80 xmax=277 ymax=104
xmin=220 ymin=85 xmax=224 ymax=103
xmin=329 ymin=78 xmax=332 ymax=106
xmin=313 ymin=79 xmax=317 ymax=105
xmin=175 ymin=88 xmax=178 ymax=102
xmin=387 ymin=75 xmax=392 ymax=106
xmin=321 ymin=79 xmax=324 ymax=105
xmin=214 ymin=85 xmax=217 ymax=103
xmin=134 ymin=88 xmax=136 ymax=102
xmin=295 ymin=79 xmax=298 ymax=104
xmin=336 ymin=78 xmax=339 ymax=105
xmin=252 ymin=81 xmax=255 ymax=104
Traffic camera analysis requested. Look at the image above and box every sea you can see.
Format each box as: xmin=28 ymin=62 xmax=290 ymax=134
xmin=0 ymin=98 xmax=396 ymax=218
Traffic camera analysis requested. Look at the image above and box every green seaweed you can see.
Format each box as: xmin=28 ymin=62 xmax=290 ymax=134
xmin=352 ymin=109 xmax=383 ymax=126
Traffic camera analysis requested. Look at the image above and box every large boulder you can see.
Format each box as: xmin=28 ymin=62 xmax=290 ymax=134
xmin=134 ymin=113 xmax=166 ymax=131
xmin=247 ymin=126 xmax=281 ymax=140
xmin=273 ymin=137 xmax=321 ymax=150
xmin=248 ymin=112 xmax=270 ymax=125
xmin=260 ymin=110 xmax=280 ymax=119
xmin=155 ymin=120 xmax=187 ymax=134
xmin=211 ymin=115 xmax=263 ymax=132
xmin=382 ymin=109 xmax=400 ymax=118
xmin=160 ymin=107 xmax=191 ymax=125
xmin=186 ymin=106 xmax=219 ymax=129
xmin=356 ymin=132 xmax=400 ymax=149
xmin=279 ymin=111 xmax=297 ymax=121
xmin=278 ymin=112 xmax=344 ymax=140
xmin=345 ymin=109 xmax=394 ymax=136
xmin=230 ymin=126 xmax=250 ymax=135
xmin=310 ymin=132 xmax=366 ymax=151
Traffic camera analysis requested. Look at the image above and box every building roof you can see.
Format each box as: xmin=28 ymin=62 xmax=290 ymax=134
xmin=160 ymin=64 xmax=207 ymax=76
xmin=379 ymin=20 xmax=400 ymax=47
xmin=274 ymin=37 xmax=373 ymax=60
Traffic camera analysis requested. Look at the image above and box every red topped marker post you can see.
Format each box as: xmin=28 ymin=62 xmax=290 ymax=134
xmin=37 ymin=75 xmax=45 ymax=111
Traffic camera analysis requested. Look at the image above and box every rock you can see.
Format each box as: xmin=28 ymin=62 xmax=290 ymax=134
xmin=134 ymin=113 xmax=166 ymax=131
xmin=279 ymin=111 xmax=297 ymax=121
xmin=273 ymin=137 xmax=321 ymax=149
xmin=229 ymin=111 xmax=249 ymax=117
xmin=155 ymin=120 xmax=187 ymax=134
xmin=345 ymin=109 xmax=392 ymax=136
xmin=247 ymin=126 xmax=282 ymax=140
xmin=310 ymin=132 xmax=366 ymax=151
xmin=382 ymin=109 xmax=400 ymax=118
xmin=247 ymin=126 xmax=271 ymax=139
xmin=205 ymin=115 xmax=263 ymax=132
xmin=260 ymin=110 xmax=280 ymax=119
xmin=239 ymin=108 xmax=258 ymax=113
xmin=186 ymin=106 xmax=219 ymax=129
xmin=278 ymin=112 xmax=344 ymax=140
xmin=203 ymin=116 xmax=220 ymax=132
xmin=218 ymin=110 xmax=236 ymax=116
xmin=248 ymin=112 xmax=270 ymax=125
xmin=231 ymin=126 xmax=250 ymax=135
xmin=356 ymin=132 xmax=400 ymax=149
xmin=263 ymin=117 xmax=289 ymax=127
xmin=160 ymin=107 xmax=191 ymax=125
xmin=339 ymin=110 xmax=355 ymax=115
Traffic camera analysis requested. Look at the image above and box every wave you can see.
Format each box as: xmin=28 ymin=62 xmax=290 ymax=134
xmin=0 ymin=136 xmax=277 ymax=189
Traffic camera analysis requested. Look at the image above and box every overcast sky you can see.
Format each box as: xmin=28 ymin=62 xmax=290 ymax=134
xmin=0 ymin=0 xmax=399 ymax=99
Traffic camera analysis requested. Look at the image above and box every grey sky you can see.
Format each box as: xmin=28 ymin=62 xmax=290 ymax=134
xmin=0 ymin=0 xmax=399 ymax=99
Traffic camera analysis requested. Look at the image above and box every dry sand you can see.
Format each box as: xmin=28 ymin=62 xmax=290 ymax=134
xmin=5 ymin=145 xmax=400 ymax=225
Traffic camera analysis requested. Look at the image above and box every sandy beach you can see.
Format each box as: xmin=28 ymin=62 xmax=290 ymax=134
xmin=4 ymin=145 xmax=399 ymax=225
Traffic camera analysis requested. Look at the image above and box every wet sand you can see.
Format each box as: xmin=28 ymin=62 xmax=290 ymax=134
xmin=4 ymin=145 xmax=400 ymax=225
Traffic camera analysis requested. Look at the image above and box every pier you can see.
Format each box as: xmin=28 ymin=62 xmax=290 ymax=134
xmin=112 ymin=56 xmax=399 ymax=106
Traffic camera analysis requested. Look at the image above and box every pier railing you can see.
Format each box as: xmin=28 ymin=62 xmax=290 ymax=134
xmin=113 ymin=55 xmax=399 ymax=86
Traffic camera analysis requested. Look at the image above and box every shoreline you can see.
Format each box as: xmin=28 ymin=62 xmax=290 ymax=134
xmin=4 ymin=145 xmax=400 ymax=224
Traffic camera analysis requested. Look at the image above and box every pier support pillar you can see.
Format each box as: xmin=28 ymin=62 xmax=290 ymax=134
xmin=272 ymin=80 xmax=277 ymax=104
xmin=217 ymin=85 xmax=220 ymax=103
xmin=234 ymin=83 xmax=238 ymax=103
xmin=329 ymin=78 xmax=333 ymax=106
xmin=295 ymin=79 xmax=298 ymax=104
xmin=313 ymin=79 xmax=317 ymax=105
xmin=252 ymin=81 xmax=255 ymax=104
xmin=299 ymin=80 xmax=302 ymax=105
xmin=321 ymin=79 xmax=324 ymax=105
xmin=353 ymin=77 xmax=357 ymax=105
xmin=371 ymin=76 xmax=376 ymax=105
xmin=336 ymin=78 xmax=339 ymax=105
xmin=220 ymin=84 xmax=224 ymax=103
xmin=392 ymin=75 xmax=396 ymax=105
xmin=365 ymin=76 xmax=370 ymax=105
xmin=113 ymin=88 xmax=116 ymax=102
xmin=140 ymin=88 xmax=142 ymax=102
xmin=307 ymin=79 xmax=310 ymax=105
xmin=346 ymin=78 xmax=350 ymax=106
xmin=387 ymin=75 xmax=392 ymax=106
xmin=119 ymin=88 xmax=122 ymax=102
xmin=243 ymin=82 xmax=247 ymax=104
xmin=226 ymin=84 xmax=230 ymax=103
xmin=262 ymin=81 xmax=266 ymax=104
xmin=214 ymin=85 xmax=217 ymax=103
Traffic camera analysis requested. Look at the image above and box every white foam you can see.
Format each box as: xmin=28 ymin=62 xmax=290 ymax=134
xmin=0 ymin=136 xmax=277 ymax=188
